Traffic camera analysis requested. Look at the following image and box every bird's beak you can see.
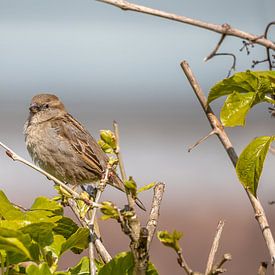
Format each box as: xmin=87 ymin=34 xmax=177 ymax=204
xmin=29 ymin=103 xmax=40 ymax=113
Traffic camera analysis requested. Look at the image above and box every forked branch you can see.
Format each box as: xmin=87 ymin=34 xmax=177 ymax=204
xmin=97 ymin=0 xmax=275 ymax=51
xmin=180 ymin=61 xmax=275 ymax=274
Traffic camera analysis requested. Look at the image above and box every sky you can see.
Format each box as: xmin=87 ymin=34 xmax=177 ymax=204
xmin=1 ymin=0 xmax=275 ymax=274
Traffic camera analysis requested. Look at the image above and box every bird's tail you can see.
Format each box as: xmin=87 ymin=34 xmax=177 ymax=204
xmin=110 ymin=172 xmax=146 ymax=211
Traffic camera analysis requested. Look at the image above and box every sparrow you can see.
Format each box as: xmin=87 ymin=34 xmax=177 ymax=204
xmin=24 ymin=93 xmax=145 ymax=210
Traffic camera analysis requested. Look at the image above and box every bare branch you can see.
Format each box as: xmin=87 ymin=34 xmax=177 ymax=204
xmin=177 ymin=249 xmax=199 ymax=275
xmin=180 ymin=60 xmax=275 ymax=273
xmin=146 ymin=182 xmax=165 ymax=249
xmin=0 ymin=141 xmax=101 ymax=208
xmin=113 ymin=121 xmax=136 ymax=211
xmin=211 ymin=53 xmax=236 ymax=77
xmin=204 ymin=32 xmax=227 ymax=62
xmin=96 ymin=0 xmax=275 ymax=51
xmin=205 ymin=220 xmax=225 ymax=275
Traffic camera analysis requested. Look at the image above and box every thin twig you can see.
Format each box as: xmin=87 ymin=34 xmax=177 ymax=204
xmin=204 ymin=32 xmax=227 ymax=62
xmin=146 ymin=182 xmax=165 ymax=249
xmin=177 ymin=249 xmax=197 ymax=275
xmin=205 ymin=220 xmax=225 ymax=275
xmin=213 ymin=253 xmax=232 ymax=273
xmin=96 ymin=0 xmax=275 ymax=50
xmin=87 ymin=167 xmax=110 ymax=274
xmin=113 ymin=121 xmax=136 ymax=211
xmin=188 ymin=129 xmax=217 ymax=152
xmin=264 ymin=21 xmax=275 ymax=70
xmin=0 ymin=141 xmax=100 ymax=208
xmin=211 ymin=53 xmax=236 ymax=78
xmin=180 ymin=60 xmax=275 ymax=274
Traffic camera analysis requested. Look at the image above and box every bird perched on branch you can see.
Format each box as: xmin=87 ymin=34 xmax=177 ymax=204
xmin=24 ymin=93 xmax=145 ymax=210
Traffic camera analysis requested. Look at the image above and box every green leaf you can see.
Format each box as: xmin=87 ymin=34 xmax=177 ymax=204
xmin=45 ymin=235 xmax=66 ymax=259
xmin=0 ymin=191 xmax=25 ymax=220
xmin=236 ymin=136 xmax=275 ymax=196
xmin=146 ymin=262 xmax=158 ymax=275
xmin=100 ymin=130 xmax=117 ymax=150
xmin=53 ymin=217 xmax=79 ymax=240
xmin=98 ymin=252 xmax=158 ymax=275
xmin=26 ymin=263 xmax=52 ymax=275
xmin=100 ymin=201 xmax=119 ymax=221
xmin=220 ymin=92 xmax=255 ymax=127
xmin=68 ymin=256 xmax=90 ymax=275
xmin=30 ymin=197 xmax=63 ymax=215
xmin=124 ymin=176 xmax=137 ymax=199
xmin=208 ymin=71 xmax=259 ymax=104
xmin=0 ymin=220 xmax=30 ymax=230
xmin=98 ymin=139 xmax=114 ymax=154
xmin=20 ymin=222 xmax=55 ymax=247
xmin=0 ymin=228 xmax=34 ymax=264
xmin=25 ymin=209 xmax=62 ymax=224
xmin=157 ymin=230 xmax=183 ymax=252
xmin=60 ymin=228 xmax=89 ymax=255
xmin=137 ymin=182 xmax=156 ymax=194
xmin=98 ymin=251 xmax=134 ymax=275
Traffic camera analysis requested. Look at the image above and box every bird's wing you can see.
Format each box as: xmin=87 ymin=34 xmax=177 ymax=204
xmin=55 ymin=114 xmax=108 ymax=177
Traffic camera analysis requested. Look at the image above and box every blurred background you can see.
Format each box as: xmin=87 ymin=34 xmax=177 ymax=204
xmin=1 ymin=0 xmax=275 ymax=273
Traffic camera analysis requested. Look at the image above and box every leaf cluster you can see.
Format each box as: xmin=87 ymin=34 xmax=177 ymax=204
xmin=208 ymin=71 xmax=275 ymax=196
xmin=0 ymin=191 xmax=90 ymax=274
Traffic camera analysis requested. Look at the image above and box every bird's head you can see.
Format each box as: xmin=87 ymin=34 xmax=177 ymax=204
xmin=28 ymin=93 xmax=67 ymax=122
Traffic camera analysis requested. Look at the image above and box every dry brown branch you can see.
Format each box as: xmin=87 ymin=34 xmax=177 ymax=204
xmin=180 ymin=60 xmax=275 ymax=274
xmin=205 ymin=221 xmax=225 ymax=274
xmin=97 ymin=0 xmax=275 ymax=51
xmin=204 ymin=32 xmax=227 ymax=62
xmin=146 ymin=182 xmax=165 ymax=249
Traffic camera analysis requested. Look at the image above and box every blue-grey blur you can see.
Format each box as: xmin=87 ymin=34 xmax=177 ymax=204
xmin=1 ymin=0 xmax=275 ymax=274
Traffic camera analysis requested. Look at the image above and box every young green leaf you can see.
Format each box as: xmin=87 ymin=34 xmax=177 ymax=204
xmin=236 ymin=136 xmax=275 ymax=196
xmin=100 ymin=201 xmax=119 ymax=221
xmin=98 ymin=139 xmax=114 ymax=154
xmin=208 ymin=71 xmax=275 ymax=103
xmin=220 ymin=92 xmax=255 ymax=127
xmin=137 ymin=182 xmax=156 ymax=194
xmin=99 ymin=130 xmax=117 ymax=152
xmin=124 ymin=176 xmax=137 ymax=199
xmin=157 ymin=230 xmax=183 ymax=252
xmin=208 ymin=71 xmax=259 ymax=104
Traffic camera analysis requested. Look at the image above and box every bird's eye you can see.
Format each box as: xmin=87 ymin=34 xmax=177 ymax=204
xmin=45 ymin=104 xmax=49 ymax=108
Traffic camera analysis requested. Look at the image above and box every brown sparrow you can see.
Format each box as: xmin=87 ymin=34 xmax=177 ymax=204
xmin=24 ymin=94 xmax=145 ymax=210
